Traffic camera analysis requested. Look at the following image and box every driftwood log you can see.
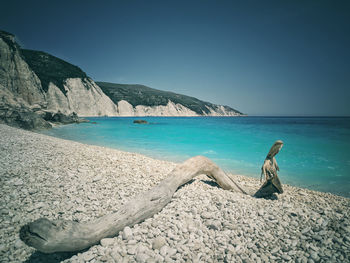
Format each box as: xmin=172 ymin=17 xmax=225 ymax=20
xmin=254 ymin=140 xmax=284 ymax=198
xmin=20 ymin=141 xmax=283 ymax=253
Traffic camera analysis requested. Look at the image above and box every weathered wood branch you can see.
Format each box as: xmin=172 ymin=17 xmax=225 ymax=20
xmin=254 ymin=140 xmax=284 ymax=198
xmin=20 ymin=156 xmax=247 ymax=253
xmin=20 ymin=141 xmax=284 ymax=253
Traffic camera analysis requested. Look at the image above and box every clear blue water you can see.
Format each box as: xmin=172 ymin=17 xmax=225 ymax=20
xmin=41 ymin=117 xmax=350 ymax=197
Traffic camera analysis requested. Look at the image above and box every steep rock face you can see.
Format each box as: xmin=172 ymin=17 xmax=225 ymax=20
xmin=0 ymin=31 xmax=98 ymax=129
xmin=0 ymin=32 xmax=118 ymax=118
xmin=0 ymin=31 xmax=46 ymax=107
xmin=21 ymin=48 xmax=119 ymax=117
xmin=117 ymin=100 xmax=198 ymax=116
xmin=0 ymin=31 xmax=51 ymax=130
xmin=45 ymin=78 xmax=118 ymax=116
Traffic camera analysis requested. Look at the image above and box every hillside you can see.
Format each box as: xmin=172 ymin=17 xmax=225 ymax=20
xmin=97 ymin=82 xmax=242 ymax=116
xmin=21 ymin=49 xmax=88 ymax=94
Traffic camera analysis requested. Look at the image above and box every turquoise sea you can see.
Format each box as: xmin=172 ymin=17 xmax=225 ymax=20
xmin=41 ymin=117 xmax=350 ymax=197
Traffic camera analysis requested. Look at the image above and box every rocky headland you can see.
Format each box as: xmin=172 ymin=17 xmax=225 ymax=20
xmin=0 ymin=124 xmax=349 ymax=262
xmin=0 ymin=30 xmax=243 ymax=131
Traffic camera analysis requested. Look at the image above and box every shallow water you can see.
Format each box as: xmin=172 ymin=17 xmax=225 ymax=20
xmin=41 ymin=117 xmax=350 ymax=197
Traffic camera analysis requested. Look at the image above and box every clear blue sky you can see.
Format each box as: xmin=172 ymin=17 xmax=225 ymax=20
xmin=1 ymin=0 xmax=349 ymax=116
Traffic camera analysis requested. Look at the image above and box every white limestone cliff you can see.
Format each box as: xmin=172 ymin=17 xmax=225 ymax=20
xmin=0 ymin=32 xmax=118 ymax=118
xmin=204 ymin=105 xmax=241 ymax=116
xmin=117 ymin=100 xmax=199 ymax=116
xmin=114 ymin=100 xmax=241 ymax=117
xmin=0 ymin=33 xmax=46 ymax=108
xmin=46 ymin=78 xmax=118 ymax=116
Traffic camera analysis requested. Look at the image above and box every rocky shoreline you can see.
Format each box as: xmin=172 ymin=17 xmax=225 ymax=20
xmin=0 ymin=104 xmax=88 ymax=130
xmin=0 ymin=124 xmax=349 ymax=262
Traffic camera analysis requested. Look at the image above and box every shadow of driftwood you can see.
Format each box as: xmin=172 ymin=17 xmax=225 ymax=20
xmin=24 ymin=251 xmax=77 ymax=263
xmin=177 ymin=178 xmax=222 ymax=190
xmin=254 ymin=193 xmax=278 ymax=200
xmin=200 ymin=179 xmax=221 ymax=188
xmin=24 ymin=248 xmax=90 ymax=263
xmin=177 ymin=179 xmax=195 ymax=190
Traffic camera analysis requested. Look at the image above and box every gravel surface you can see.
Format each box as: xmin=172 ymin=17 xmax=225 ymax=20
xmin=0 ymin=124 xmax=349 ymax=262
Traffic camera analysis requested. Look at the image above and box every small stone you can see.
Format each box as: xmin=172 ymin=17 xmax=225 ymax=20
xmin=127 ymin=245 xmax=137 ymax=255
xmin=128 ymin=239 xmax=137 ymax=245
xmin=83 ymin=253 xmax=95 ymax=261
xmin=13 ymin=178 xmax=23 ymax=186
xmin=136 ymin=253 xmax=150 ymax=263
xmin=75 ymin=206 xmax=86 ymax=213
xmin=26 ymin=207 xmax=35 ymax=213
xmin=201 ymin=212 xmax=212 ymax=219
xmin=28 ymin=189 xmax=37 ymax=195
xmin=299 ymin=256 xmax=308 ymax=263
xmin=35 ymin=202 xmax=45 ymax=209
xmin=281 ymin=254 xmax=291 ymax=260
xmin=167 ymin=248 xmax=177 ymax=257
xmin=110 ymin=251 xmax=122 ymax=262
xmin=271 ymin=247 xmax=279 ymax=254
xmin=310 ymin=251 xmax=319 ymax=261
xmin=136 ymin=244 xmax=148 ymax=254
xmin=261 ymin=254 xmax=269 ymax=262
xmin=301 ymin=227 xmax=311 ymax=234
xmin=100 ymin=238 xmax=114 ymax=247
xmin=152 ymin=236 xmax=166 ymax=250
xmin=205 ymin=220 xmax=221 ymax=230
xmin=160 ymin=246 xmax=168 ymax=256
xmin=291 ymin=240 xmax=298 ymax=247
xmin=14 ymin=239 xmax=23 ymax=249
xmin=122 ymin=226 xmax=133 ymax=240
xmin=93 ymin=175 xmax=103 ymax=182
xmin=242 ymin=257 xmax=253 ymax=263
xmin=312 ymin=235 xmax=322 ymax=241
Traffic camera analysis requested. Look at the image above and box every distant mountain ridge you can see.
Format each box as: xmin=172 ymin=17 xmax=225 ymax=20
xmin=97 ymin=82 xmax=242 ymax=116
xmin=0 ymin=30 xmax=243 ymax=129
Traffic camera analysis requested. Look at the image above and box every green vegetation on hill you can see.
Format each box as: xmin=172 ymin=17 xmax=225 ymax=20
xmin=21 ymin=49 xmax=87 ymax=94
xmin=97 ymin=82 xmax=241 ymax=115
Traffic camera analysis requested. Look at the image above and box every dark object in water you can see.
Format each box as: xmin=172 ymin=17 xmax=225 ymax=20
xmin=133 ymin=120 xmax=148 ymax=124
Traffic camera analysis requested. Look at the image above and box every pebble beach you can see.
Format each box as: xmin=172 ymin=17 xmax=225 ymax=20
xmin=0 ymin=123 xmax=349 ymax=263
